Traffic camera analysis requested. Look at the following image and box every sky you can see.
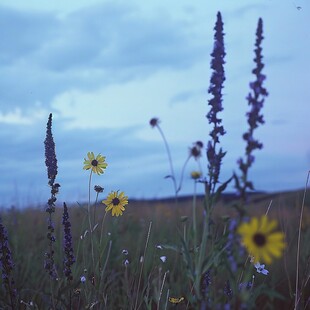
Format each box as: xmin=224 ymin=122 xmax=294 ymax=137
xmin=0 ymin=0 xmax=309 ymax=208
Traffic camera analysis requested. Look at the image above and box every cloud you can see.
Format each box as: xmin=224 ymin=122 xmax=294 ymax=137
xmin=36 ymin=2 xmax=204 ymax=73
xmin=0 ymin=6 xmax=57 ymax=65
xmin=0 ymin=106 xmax=47 ymax=125
xmin=0 ymin=2 xmax=205 ymax=113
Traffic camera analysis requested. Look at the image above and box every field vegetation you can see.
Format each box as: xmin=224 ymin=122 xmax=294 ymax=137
xmin=0 ymin=11 xmax=309 ymax=310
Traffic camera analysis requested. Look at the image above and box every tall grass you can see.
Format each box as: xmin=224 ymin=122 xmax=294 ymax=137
xmin=0 ymin=11 xmax=309 ymax=310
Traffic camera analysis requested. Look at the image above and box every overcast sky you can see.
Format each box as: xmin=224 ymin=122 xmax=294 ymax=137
xmin=0 ymin=0 xmax=309 ymax=208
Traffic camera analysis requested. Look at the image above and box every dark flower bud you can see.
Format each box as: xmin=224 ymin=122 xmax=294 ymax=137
xmin=149 ymin=117 xmax=160 ymax=128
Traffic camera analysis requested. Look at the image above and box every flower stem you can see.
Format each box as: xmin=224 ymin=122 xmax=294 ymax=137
xmin=177 ymin=155 xmax=191 ymax=194
xmin=156 ymin=124 xmax=178 ymax=198
xmin=294 ymin=170 xmax=310 ymax=310
xmin=134 ymin=221 xmax=152 ymax=310
xmin=87 ymin=171 xmax=95 ymax=271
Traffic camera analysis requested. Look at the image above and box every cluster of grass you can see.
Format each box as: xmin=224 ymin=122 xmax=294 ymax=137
xmin=0 ymin=11 xmax=309 ymax=310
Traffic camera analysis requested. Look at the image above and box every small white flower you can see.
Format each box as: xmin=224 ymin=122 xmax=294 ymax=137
xmin=124 ymin=259 xmax=129 ymax=266
xmin=254 ymin=262 xmax=269 ymax=275
xmin=160 ymin=256 xmax=167 ymax=263
xmin=80 ymin=275 xmax=86 ymax=283
xmin=122 ymin=249 xmax=129 ymax=255
xmin=156 ymin=245 xmax=163 ymax=250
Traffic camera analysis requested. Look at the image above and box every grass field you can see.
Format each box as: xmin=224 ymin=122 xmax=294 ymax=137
xmin=0 ymin=189 xmax=309 ymax=309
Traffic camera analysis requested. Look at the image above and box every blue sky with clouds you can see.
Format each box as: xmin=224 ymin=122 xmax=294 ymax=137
xmin=0 ymin=0 xmax=309 ymax=207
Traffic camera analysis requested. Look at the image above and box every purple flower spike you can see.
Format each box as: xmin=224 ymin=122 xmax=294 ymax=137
xmin=0 ymin=218 xmax=17 ymax=308
xmin=44 ymin=113 xmax=59 ymax=279
xmin=62 ymin=203 xmax=75 ymax=281
xmin=235 ymin=18 xmax=268 ymax=203
xmin=206 ymin=12 xmax=227 ymax=194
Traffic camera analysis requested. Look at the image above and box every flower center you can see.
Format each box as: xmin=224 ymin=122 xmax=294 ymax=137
xmin=112 ymin=198 xmax=120 ymax=206
xmin=91 ymin=159 xmax=98 ymax=167
xmin=253 ymin=233 xmax=266 ymax=247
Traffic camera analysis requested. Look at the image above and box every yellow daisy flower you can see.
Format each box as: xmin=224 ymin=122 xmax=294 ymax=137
xmin=191 ymin=171 xmax=202 ymax=180
xmin=237 ymin=215 xmax=286 ymax=264
xmin=83 ymin=152 xmax=107 ymax=175
xmin=103 ymin=191 xmax=128 ymax=217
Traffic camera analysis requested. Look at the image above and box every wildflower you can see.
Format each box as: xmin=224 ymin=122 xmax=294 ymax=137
xmin=169 ymin=297 xmax=184 ymax=304
xmin=224 ymin=280 xmax=233 ymax=299
xmin=235 ymin=18 xmax=268 ymax=202
xmin=0 ymin=218 xmax=17 ymax=307
xmin=160 ymin=256 xmax=167 ymax=263
xmin=226 ymin=219 xmax=238 ymax=272
xmin=206 ymin=11 xmax=227 ymax=194
xmin=122 ymin=249 xmax=129 ymax=255
xmin=124 ymin=259 xmax=129 ymax=266
xmin=191 ymin=171 xmax=202 ymax=180
xmin=149 ymin=117 xmax=160 ymax=128
xmin=103 ymin=191 xmax=128 ymax=217
xmin=62 ymin=203 xmax=75 ymax=281
xmin=44 ymin=113 xmax=58 ymax=186
xmin=254 ymin=262 xmax=269 ymax=275
xmin=149 ymin=117 xmax=178 ymax=195
xmin=189 ymin=141 xmax=203 ymax=159
xmin=239 ymin=281 xmax=253 ymax=291
xmin=156 ymin=245 xmax=163 ymax=250
xmin=94 ymin=185 xmax=104 ymax=193
xmin=200 ymin=270 xmax=211 ymax=299
xmin=80 ymin=275 xmax=86 ymax=283
xmin=83 ymin=152 xmax=107 ymax=175
xmin=237 ymin=215 xmax=286 ymax=264
xmin=44 ymin=113 xmax=58 ymax=279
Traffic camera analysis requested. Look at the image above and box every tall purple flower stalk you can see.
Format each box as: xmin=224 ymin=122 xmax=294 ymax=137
xmin=0 ymin=218 xmax=17 ymax=309
xmin=206 ymin=11 xmax=229 ymax=199
xmin=235 ymin=18 xmax=268 ymax=202
xmin=62 ymin=202 xmax=75 ymax=282
xmin=44 ymin=113 xmax=59 ymax=279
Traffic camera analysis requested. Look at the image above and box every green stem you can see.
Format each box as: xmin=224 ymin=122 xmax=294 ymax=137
xmin=93 ymin=192 xmax=100 ymax=225
xmin=87 ymin=171 xmax=95 ymax=271
xmin=177 ymin=155 xmax=191 ymax=194
xmin=134 ymin=221 xmax=152 ymax=310
xmin=193 ymin=180 xmax=197 ymax=252
xmin=156 ymin=124 xmax=178 ymax=198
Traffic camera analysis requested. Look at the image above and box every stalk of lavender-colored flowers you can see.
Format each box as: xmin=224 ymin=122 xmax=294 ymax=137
xmin=225 ymin=219 xmax=238 ymax=273
xmin=200 ymin=270 xmax=211 ymax=310
xmin=235 ymin=18 xmax=268 ymax=203
xmin=0 ymin=218 xmax=17 ymax=309
xmin=206 ymin=11 xmax=227 ymax=199
xmin=62 ymin=202 xmax=75 ymax=308
xmin=62 ymin=203 xmax=75 ymax=281
xmin=195 ymin=13 xmax=227 ymax=308
xmin=44 ymin=113 xmax=59 ymax=287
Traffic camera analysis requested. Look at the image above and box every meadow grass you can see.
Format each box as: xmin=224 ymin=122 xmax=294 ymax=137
xmin=0 ymin=11 xmax=309 ymax=310
xmin=0 ymin=191 xmax=309 ymax=309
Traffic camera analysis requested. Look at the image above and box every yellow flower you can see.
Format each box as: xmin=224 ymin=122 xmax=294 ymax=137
xmin=191 ymin=171 xmax=202 ymax=180
xmin=103 ymin=191 xmax=128 ymax=217
xmin=237 ymin=215 xmax=286 ymax=264
xmin=83 ymin=152 xmax=107 ymax=175
xmin=168 ymin=297 xmax=184 ymax=304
